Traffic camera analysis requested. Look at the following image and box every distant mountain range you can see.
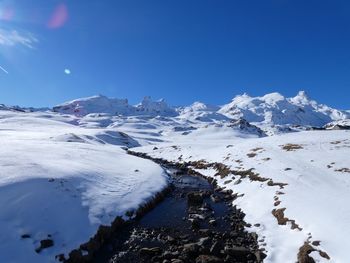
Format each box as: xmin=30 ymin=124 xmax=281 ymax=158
xmin=51 ymin=91 xmax=349 ymax=129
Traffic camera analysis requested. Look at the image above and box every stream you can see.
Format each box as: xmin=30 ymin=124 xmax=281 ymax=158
xmin=93 ymin=166 xmax=264 ymax=263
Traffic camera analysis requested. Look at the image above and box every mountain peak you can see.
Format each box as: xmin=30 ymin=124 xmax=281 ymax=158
xmin=290 ymin=90 xmax=312 ymax=105
xmin=219 ymin=91 xmax=349 ymax=126
xmin=261 ymin=92 xmax=285 ymax=104
xmin=297 ymin=90 xmax=309 ymax=98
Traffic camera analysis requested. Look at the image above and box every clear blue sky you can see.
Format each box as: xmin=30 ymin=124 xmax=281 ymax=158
xmin=0 ymin=0 xmax=349 ymax=109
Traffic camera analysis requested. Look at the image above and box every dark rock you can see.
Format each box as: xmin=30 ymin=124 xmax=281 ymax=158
xmin=224 ymin=245 xmax=252 ymax=258
xmin=210 ymin=195 xmax=220 ymax=203
xmin=209 ymin=241 xmax=222 ymax=255
xmin=197 ymin=237 xmax=211 ymax=248
xmin=191 ymin=218 xmax=201 ymax=230
xmin=187 ymin=192 xmax=204 ymax=206
xmin=208 ymin=219 xmax=217 ymax=226
xmin=35 ymin=239 xmax=54 ymax=253
xmin=195 ymin=254 xmax=222 ymax=263
xmin=139 ymin=247 xmax=162 ymax=257
xmin=183 ymin=243 xmax=199 ymax=257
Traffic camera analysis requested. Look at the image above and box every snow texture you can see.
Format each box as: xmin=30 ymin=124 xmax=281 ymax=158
xmin=0 ymin=90 xmax=349 ymax=262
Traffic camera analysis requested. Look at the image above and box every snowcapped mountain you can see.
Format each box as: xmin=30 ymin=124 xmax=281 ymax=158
xmin=135 ymin=96 xmax=177 ymax=116
xmin=53 ymin=95 xmax=176 ymax=117
xmin=53 ymin=95 xmax=134 ymax=116
xmin=0 ymin=90 xmax=349 ymax=263
xmin=53 ymin=91 xmax=349 ymax=132
xmin=218 ymin=91 xmax=350 ymax=127
xmin=177 ymin=102 xmax=229 ymax=122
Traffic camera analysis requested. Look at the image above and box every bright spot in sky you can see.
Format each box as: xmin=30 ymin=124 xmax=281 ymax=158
xmin=64 ymin=69 xmax=71 ymax=75
xmin=48 ymin=4 xmax=68 ymax=29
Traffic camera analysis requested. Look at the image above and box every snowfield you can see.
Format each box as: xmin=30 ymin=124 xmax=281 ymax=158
xmin=0 ymin=111 xmax=168 ymax=263
xmin=0 ymin=91 xmax=349 ymax=262
xmin=135 ymin=130 xmax=350 ymax=263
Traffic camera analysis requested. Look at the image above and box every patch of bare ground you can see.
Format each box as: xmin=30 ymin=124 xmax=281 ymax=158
xmin=273 ymin=195 xmax=281 ymax=206
xmin=335 ymin=168 xmax=350 ymax=173
xmin=297 ymin=242 xmax=330 ymax=263
xmin=188 ymin=158 xmax=289 ymax=191
xmin=247 ymin=147 xmax=265 ymax=158
xmin=280 ymin=143 xmax=304 ymax=151
xmin=274 ymin=201 xmax=281 ymax=206
xmin=271 ymin=208 xmax=302 ymax=231
xmin=267 ymin=180 xmax=288 ymax=189
xmin=247 ymin=152 xmax=257 ymax=158
xmin=251 ymin=147 xmax=264 ymax=152
xmin=297 ymin=242 xmax=316 ymax=263
xmin=330 ymin=139 xmax=349 ymax=145
xmin=330 ymin=140 xmax=343 ymax=145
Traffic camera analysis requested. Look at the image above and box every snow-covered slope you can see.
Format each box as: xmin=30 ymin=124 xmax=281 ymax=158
xmin=0 ymin=90 xmax=349 ymax=263
xmin=136 ymin=129 xmax=350 ymax=263
xmin=0 ymin=110 xmax=168 ymax=263
xmin=219 ymin=91 xmax=350 ymax=127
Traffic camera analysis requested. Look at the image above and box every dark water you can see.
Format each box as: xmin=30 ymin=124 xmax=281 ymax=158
xmin=93 ymin=169 xmax=234 ymax=263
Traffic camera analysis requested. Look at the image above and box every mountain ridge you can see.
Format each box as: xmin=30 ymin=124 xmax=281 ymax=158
xmin=51 ymin=91 xmax=349 ymax=128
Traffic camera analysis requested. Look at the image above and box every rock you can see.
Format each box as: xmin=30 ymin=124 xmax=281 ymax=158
xmin=163 ymin=251 xmax=179 ymax=259
xmin=197 ymin=237 xmax=211 ymax=247
xmin=167 ymin=235 xmax=175 ymax=242
xmin=234 ymin=179 xmax=242 ymax=185
xmin=191 ymin=218 xmax=201 ymax=229
xmin=208 ymin=219 xmax=217 ymax=226
xmin=224 ymin=245 xmax=252 ymax=259
xmin=195 ymin=254 xmax=222 ymax=263
xmin=255 ymin=250 xmax=267 ymax=262
xmin=199 ymin=229 xmax=212 ymax=236
xmin=35 ymin=239 xmax=54 ymax=253
xmin=187 ymin=192 xmax=204 ymax=206
xmin=210 ymin=241 xmax=222 ymax=255
xmin=183 ymin=243 xmax=199 ymax=257
xmin=171 ymin=259 xmax=184 ymax=263
xmin=139 ymin=247 xmax=162 ymax=257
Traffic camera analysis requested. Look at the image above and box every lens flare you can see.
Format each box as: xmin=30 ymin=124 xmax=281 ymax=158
xmin=0 ymin=7 xmax=15 ymax=21
xmin=47 ymin=3 xmax=68 ymax=29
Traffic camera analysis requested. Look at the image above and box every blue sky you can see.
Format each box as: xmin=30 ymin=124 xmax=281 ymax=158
xmin=0 ymin=0 xmax=349 ymax=109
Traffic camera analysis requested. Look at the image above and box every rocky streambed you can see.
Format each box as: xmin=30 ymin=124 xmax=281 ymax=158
xmin=92 ymin=161 xmax=265 ymax=263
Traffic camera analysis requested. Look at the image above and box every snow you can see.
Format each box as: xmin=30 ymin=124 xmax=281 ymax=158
xmin=135 ymin=130 xmax=350 ymax=263
xmin=53 ymin=95 xmax=177 ymax=117
xmin=0 ymin=90 xmax=349 ymax=262
xmin=0 ymin=110 xmax=168 ymax=263
xmin=219 ymin=91 xmax=350 ymax=127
